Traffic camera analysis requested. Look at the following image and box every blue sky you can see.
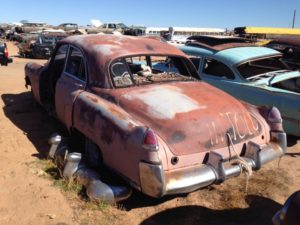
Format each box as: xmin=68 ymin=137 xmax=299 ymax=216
xmin=1 ymin=0 xmax=300 ymax=29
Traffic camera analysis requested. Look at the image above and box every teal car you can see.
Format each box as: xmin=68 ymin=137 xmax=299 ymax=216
xmin=179 ymin=37 xmax=300 ymax=136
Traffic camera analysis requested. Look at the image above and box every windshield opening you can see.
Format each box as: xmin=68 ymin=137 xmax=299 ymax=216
xmin=237 ymin=56 xmax=289 ymax=80
xmin=110 ymin=55 xmax=196 ymax=87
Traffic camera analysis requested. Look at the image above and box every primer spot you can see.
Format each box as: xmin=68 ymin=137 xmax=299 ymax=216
xmin=123 ymin=86 xmax=206 ymax=119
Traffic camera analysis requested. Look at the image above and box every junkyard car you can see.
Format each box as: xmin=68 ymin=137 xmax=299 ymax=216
xmin=273 ymin=191 xmax=300 ymax=225
xmin=266 ymin=36 xmax=300 ymax=70
xmin=25 ymin=34 xmax=286 ymax=198
xmin=15 ymin=22 xmax=51 ymax=34
xmin=180 ymin=36 xmax=300 ymax=136
xmin=56 ymin=23 xmax=78 ymax=33
xmin=18 ymin=34 xmax=39 ymax=57
xmin=19 ymin=33 xmax=67 ymax=59
xmin=0 ymin=42 xmax=13 ymax=66
xmin=86 ymin=23 xmax=123 ymax=34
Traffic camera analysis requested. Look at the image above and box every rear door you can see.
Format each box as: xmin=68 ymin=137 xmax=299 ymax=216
xmin=55 ymin=46 xmax=87 ymax=128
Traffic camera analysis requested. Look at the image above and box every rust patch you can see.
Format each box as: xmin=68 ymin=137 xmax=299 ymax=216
xmin=108 ymin=106 xmax=127 ymax=120
xmin=85 ymin=95 xmax=98 ymax=103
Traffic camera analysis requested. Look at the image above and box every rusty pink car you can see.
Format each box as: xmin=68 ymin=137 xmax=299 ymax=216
xmin=25 ymin=34 xmax=286 ymax=198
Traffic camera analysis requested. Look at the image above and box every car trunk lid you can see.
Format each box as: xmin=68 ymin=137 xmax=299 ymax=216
xmin=107 ymin=82 xmax=263 ymax=156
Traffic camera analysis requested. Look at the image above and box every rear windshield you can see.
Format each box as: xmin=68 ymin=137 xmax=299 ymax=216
xmin=110 ymin=55 xmax=196 ymax=87
xmin=237 ymin=56 xmax=289 ymax=79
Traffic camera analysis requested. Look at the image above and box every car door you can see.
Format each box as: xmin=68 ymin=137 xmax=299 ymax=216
xmin=55 ymin=46 xmax=87 ymax=129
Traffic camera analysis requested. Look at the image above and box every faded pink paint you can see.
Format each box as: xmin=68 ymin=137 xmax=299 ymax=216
xmin=24 ymin=34 xmax=285 ymax=197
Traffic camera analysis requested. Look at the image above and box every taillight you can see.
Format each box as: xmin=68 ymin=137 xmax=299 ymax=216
xmin=142 ymin=128 xmax=158 ymax=151
xmin=259 ymin=106 xmax=283 ymax=131
xmin=4 ymin=48 xmax=8 ymax=58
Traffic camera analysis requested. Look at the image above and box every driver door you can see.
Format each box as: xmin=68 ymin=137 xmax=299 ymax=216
xmin=55 ymin=46 xmax=87 ymax=129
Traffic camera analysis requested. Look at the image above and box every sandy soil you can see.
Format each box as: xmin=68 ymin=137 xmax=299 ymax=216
xmin=0 ymin=41 xmax=300 ymax=225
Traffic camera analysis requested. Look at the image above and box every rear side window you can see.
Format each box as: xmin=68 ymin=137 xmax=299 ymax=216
xmin=203 ymin=58 xmax=235 ymax=80
xmin=65 ymin=47 xmax=86 ymax=81
xmin=111 ymin=59 xmax=133 ymax=87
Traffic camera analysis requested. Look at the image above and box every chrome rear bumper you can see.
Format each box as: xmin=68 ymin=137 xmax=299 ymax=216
xmin=139 ymin=131 xmax=286 ymax=198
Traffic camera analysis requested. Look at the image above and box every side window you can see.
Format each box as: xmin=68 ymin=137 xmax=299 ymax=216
xmin=65 ymin=47 xmax=86 ymax=81
xmin=203 ymin=58 xmax=235 ymax=80
xmin=108 ymin=24 xmax=116 ymax=29
xmin=188 ymin=56 xmax=201 ymax=71
xmin=111 ymin=59 xmax=133 ymax=87
xmin=51 ymin=44 xmax=68 ymax=77
xmin=54 ymin=44 xmax=68 ymax=62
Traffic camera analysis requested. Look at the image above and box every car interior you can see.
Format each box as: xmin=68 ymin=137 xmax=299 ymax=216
xmin=110 ymin=55 xmax=196 ymax=87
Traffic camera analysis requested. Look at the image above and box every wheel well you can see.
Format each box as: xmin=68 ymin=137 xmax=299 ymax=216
xmin=25 ymin=76 xmax=31 ymax=87
xmin=70 ymin=128 xmax=104 ymax=168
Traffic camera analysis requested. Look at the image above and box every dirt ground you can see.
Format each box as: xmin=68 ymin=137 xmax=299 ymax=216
xmin=0 ymin=41 xmax=300 ymax=225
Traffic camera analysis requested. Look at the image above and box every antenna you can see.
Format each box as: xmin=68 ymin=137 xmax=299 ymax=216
xmin=292 ymin=10 xmax=296 ymax=28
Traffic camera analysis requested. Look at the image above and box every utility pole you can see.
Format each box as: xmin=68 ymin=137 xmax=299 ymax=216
xmin=292 ymin=10 xmax=296 ymax=28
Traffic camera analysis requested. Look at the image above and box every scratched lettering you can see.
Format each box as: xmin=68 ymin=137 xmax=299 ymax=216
xmin=206 ymin=111 xmax=261 ymax=146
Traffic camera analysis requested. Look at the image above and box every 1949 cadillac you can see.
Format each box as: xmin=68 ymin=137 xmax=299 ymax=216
xmin=25 ymin=34 xmax=286 ymax=198
xmin=179 ymin=36 xmax=300 ymax=136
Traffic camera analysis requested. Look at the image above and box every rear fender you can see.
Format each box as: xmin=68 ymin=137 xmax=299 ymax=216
xmin=72 ymin=92 xmax=147 ymax=184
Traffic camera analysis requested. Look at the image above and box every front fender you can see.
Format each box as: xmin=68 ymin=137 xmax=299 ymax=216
xmin=25 ymin=62 xmax=45 ymax=104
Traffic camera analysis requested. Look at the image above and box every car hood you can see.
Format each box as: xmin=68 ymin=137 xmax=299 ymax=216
xmin=117 ymin=82 xmax=264 ymax=156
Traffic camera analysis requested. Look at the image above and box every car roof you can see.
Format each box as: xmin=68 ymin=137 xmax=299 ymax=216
xmin=61 ymin=34 xmax=185 ymax=59
xmin=214 ymin=47 xmax=281 ymax=66
xmin=268 ymin=36 xmax=300 ymax=48
xmin=59 ymin=34 xmax=188 ymax=87
xmin=181 ymin=45 xmax=281 ymax=67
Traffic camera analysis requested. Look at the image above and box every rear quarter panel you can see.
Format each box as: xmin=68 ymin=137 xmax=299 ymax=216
xmin=72 ymin=91 xmax=165 ymax=186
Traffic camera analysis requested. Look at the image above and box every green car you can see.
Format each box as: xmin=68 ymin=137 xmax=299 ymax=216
xmin=179 ymin=36 xmax=300 ymax=136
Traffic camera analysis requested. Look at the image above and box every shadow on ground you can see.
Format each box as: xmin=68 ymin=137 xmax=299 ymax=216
xmin=1 ymin=91 xmax=67 ymax=158
xmin=120 ymin=190 xmax=188 ymax=210
xmin=140 ymin=195 xmax=281 ymax=225
xmin=287 ymin=135 xmax=299 ymax=147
